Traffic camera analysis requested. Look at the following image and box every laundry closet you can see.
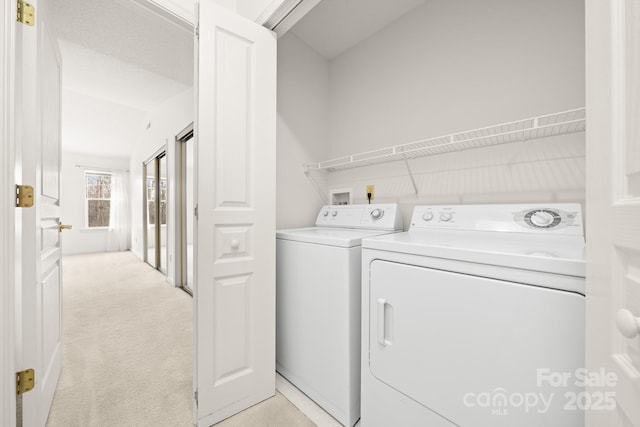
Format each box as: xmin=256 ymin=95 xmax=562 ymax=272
xmin=276 ymin=0 xmax=585 ymax=230
xmin=275 ymin=0 xmax=586 ymax=425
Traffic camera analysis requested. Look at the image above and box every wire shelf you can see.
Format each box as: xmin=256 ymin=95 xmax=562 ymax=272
xmin=304 ymin=108 xmax=586 ymax=173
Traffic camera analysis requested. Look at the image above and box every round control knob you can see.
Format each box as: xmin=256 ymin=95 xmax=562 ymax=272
xmin=422 ymin=212 xmax=434 ymax=222
xmin=371 ymin=209 xmax=384 ymax=220
xmin=323 ymin=211 xmax=329 ymax=217
xmin=439 ymin=212 xmax=453 ymax=222
xmin=523 ymin=209 xmax=562 ymax=229
xmin=332 ymin=211 xmax=338 ymax=217
xmin=530 ymin=211 xmax=555 ymax=227
xmin=616 ymin=309 xmax=640 ymax=339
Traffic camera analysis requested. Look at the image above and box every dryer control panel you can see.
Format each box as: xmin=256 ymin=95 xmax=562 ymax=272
xmin=316 ymin=204 xmax=403 ymax=231
xmin=410 ymin=203 xmax=584 ymax=235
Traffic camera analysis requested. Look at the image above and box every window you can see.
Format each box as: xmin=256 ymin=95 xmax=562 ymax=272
xmin=85 ymin=172 xmax=111 ymax=227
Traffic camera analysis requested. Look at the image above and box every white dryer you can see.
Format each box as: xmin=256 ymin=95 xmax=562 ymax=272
xmin=277 ymin=204 xmax=403 ymax=426
xmin=361 ymin=204 xmax=585 ymax=427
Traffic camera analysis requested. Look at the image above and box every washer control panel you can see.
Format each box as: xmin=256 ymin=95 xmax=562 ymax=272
xmin=316 ymin=203 xmax=403 ymax=230
xmin=410 ymin=203 xmax=583 ymax=235
xmin=516 ymin=208 xmax=569 ymax=229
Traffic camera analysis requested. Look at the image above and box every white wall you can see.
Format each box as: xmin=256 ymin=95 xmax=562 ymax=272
xmin=276 ymin=32 xmax=330 ymax=229
xmin=60 ymin=89 xmax=144 ymax=255
xmin=61 ymin=151 xmax=131 ymax=255
xmin=323 ymin=0 xmax=585 ymax=227
xmin=62 ymin=89 xmax=146 ymax=157
xmin=130 ymin=88 xmax=193 ymax=285
xmin=328 ymin=0 xmax=585 ymax=157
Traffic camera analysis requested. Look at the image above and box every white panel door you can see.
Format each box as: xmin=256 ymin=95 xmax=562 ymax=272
xmin=194 ymin=1 xmax=277 ymax=426
xmin=586 ymin=0 xmax=640 ymax=426
xmin=16 ymin=0 xmax=64 ymax=425
xmin=1 ymin=1 xmax=17 ymax=425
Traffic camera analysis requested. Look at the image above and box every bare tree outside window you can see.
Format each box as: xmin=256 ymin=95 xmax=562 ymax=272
xmin=146 ymin=177 xmax=167 ymax=225
xmin=86 ymin=172 xmax=111 ymax=227
xmin=160 ymin=178 xmax=167 ymax=225
xmin=147 ymin=177 xmax=156 ymax=225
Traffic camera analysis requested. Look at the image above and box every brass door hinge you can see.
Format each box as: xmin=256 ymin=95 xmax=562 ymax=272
xmin=16 ymin=369 xmax=34 ymax=396
xmin=17 ymin=0 xmax=35 ymax=26
xmin=16 ymin=185 xmax=34 ymax=208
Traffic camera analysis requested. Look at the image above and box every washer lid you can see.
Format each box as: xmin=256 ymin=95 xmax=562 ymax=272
xmin=276 ymin=227 xmax=400 ymax=248
xmin=362 ymin=229 xmax=585 ymax=278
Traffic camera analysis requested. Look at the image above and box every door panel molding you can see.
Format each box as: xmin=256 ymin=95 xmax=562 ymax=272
xmin=195 ymin=1 xmax=276 ymax=425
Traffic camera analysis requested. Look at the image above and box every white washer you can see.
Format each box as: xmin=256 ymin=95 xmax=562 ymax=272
xmin=277 ymin=204 xmax=403 ymax=426
xmin=361 ymin=204 xmax=585 ymax=427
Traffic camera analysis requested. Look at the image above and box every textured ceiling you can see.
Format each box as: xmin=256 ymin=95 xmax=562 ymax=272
xmin=291 ymin=0 xmax=426 ymax=59
xmin=60 ymin=40 xmax=190 ymax=111
xmin=49 ymin=0 xmax=193 ymax=86
xmin=49 ymin=0 xmax=194 ymax=156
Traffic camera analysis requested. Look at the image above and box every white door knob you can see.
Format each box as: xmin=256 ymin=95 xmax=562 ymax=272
xmin=230 ymin=239 xmax=240 ymax=250
xmin=616 ymin=309 xmax=640 ymax=339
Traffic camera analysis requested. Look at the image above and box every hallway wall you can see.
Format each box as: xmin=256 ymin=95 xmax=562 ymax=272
xmin=61 ymin=89 xmax=146 ymax=157
xmin=130 ymin=88 xmax=193 ymax=285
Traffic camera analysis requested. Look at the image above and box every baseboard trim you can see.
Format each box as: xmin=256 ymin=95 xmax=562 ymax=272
xmin=275 ymin=373 xmax=342 ymax=427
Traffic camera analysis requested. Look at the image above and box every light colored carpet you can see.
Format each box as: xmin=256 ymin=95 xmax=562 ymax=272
xmin=46 ymin=251 xmax=315 ymax=427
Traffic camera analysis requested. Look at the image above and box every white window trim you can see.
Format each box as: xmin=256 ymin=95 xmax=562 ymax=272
xmin=84 ymin=170 xmax=112 ymax=229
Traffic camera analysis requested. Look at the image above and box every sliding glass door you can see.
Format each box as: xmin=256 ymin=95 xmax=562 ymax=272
xmin=179 ymin=127 xmax=194 ymax=294
xmin=144 ymin=151 xmax=167 ymax=273
xmin=159 ymin=155 xmax=167 ymax=272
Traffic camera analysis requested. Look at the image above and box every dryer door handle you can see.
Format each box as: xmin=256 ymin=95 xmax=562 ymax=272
xmin=377 ymin=298 xmax=392 ymax=346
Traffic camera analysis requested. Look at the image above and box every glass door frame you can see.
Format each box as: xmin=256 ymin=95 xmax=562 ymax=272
xmin=177 ymin=123 xmax=194 ymax=295
xmin=143 ymin=147 xmax=167 ymax=273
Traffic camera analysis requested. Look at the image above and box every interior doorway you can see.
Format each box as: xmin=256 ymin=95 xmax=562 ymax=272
xmin=177 ymin=124 xmax=194 ymax=295
xmin=35 ymin=0 xmax=195 ymax=424
xmin=143 ymin=150 xmax=168 ymax=273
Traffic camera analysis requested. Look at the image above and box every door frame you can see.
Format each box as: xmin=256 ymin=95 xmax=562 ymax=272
xmin=175 ymin=122 xmax=194 ymax=294
xmin=1 ymin=0 xmax=16 ymax=424
xmin=143 ymin=147 xmax=168 ymax=272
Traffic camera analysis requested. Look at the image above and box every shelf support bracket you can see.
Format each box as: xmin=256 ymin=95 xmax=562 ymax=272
xmin=403 ymin=157 xmax=419 ymax=195
xmin=303 ymin=165 xmax=329 ymax=205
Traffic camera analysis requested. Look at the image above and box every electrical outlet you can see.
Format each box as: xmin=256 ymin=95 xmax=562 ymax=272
xmin=366 ymin=185 xmax=375 ymax=201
